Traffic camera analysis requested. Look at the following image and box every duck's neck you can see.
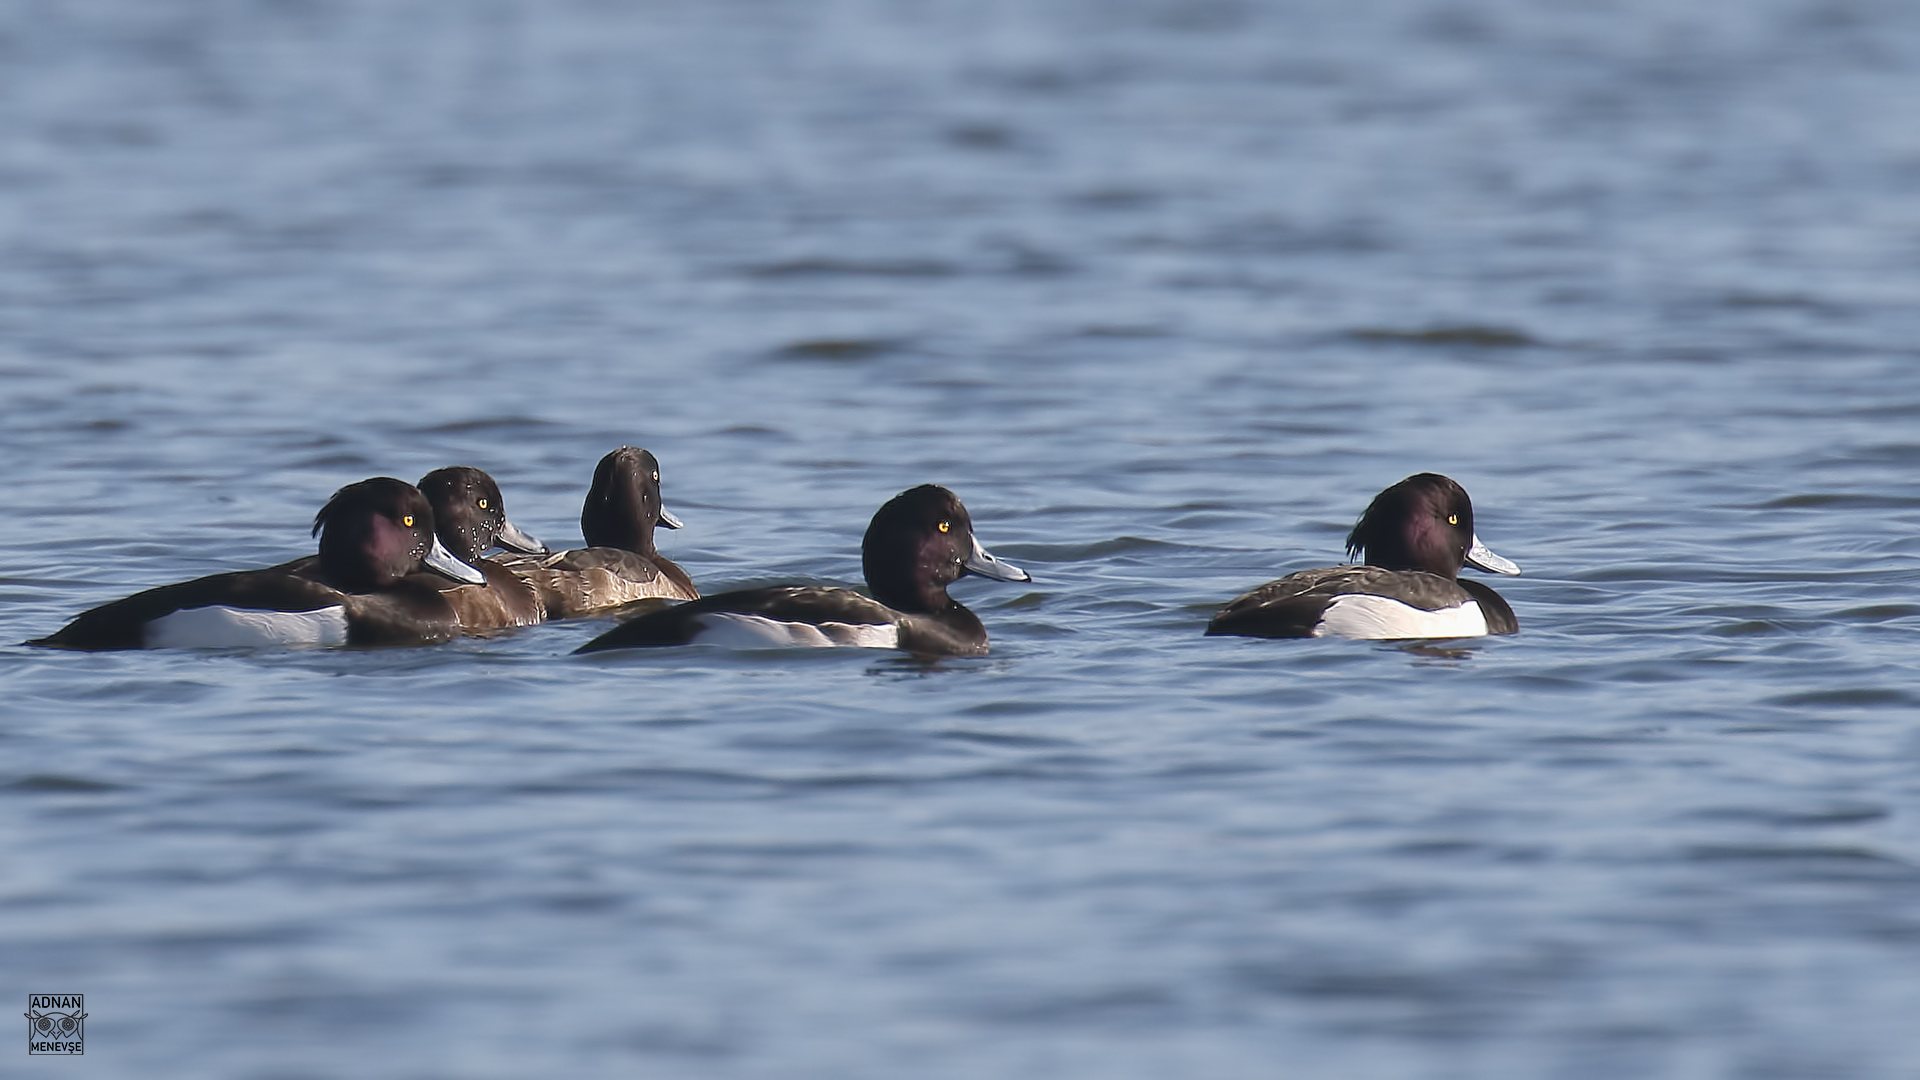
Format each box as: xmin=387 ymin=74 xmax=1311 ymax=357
xmin=868 ymin=567 xmax=953 ymax=616
xmin=884 ymin=582 xmax=982 ymax=637
xmin=317 ymin=534 xmax=396 ymax=593
xmin=1358 ymin=530 xmax=1460 ymax=580
xmin=583 ymin=496 xmax=655 ymax=555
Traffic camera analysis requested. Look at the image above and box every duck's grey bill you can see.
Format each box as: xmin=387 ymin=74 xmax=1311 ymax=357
xmin=425 ymin=534 xmax=487 ymax=584
xmin=963 ymin=535 xmax=1031 ymax=583
xmin=495 ymin=518 xmax=547 ymax=554
xmin=658 ymin=507 xmax=684 ymax=530
xmin=1465 ymin=535 xmax=1520 ymax=576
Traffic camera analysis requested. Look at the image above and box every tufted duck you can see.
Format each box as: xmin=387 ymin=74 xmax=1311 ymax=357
xmin=575 ymin=484 xmax=1028 ymax=657
xmin=498 ymin=447 xmax=698 ymax=617
xmin=29 ymin=478 xmax=486 ymax=650
xmin=1206 ymin=473 xmax=1519 ymax=640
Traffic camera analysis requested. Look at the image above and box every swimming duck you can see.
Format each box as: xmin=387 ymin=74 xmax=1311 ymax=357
xmin=498 ymin=447 xmax=698 ymax=618
xmin=271 ymin=466 xmax=551 ymax=630
xmin=575 ymin=484 xmax=1029 ymax=656
xmin=1206 ymin=473 xmax=1519 ymax=640
xmin=413 ymin=465 xmax=550 ymax=629
xmin=29 ymin=477 xmax=487 ymax=650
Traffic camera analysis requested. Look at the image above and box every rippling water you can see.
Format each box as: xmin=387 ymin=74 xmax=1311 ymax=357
xmin=6 ymin=1 xmax=1920 ymax=1076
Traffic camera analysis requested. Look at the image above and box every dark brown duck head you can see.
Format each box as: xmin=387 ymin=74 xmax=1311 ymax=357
xmin=417 ymin=466 xmax=547 ymax=562
xmin=1344 ymin=473 xmax=1519 ymax=580
xmin=312 ymin=477 xmax=486 ymax=592
xmin=861 ymin=484 xmax=1030 ymax=614
xmin=581 ymin=446 xmax=682 ymax=554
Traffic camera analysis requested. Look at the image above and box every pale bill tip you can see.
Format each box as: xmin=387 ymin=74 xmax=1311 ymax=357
xmin=426 ymin=534 xmax=487 ymax=584
xmin=1465 ymin=535 xmax=1520 ymax=576
xmin=964 ymin=536 xmax=1031 ymax=583
xmin=497 ymin=518 xmax=547 ymax=555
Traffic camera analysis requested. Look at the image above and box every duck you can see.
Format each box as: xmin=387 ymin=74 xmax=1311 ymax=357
xmin=270 ymin=466 xmax=551 ymax=630
xmin=497 ymin=447 xmax=699 ymax=618
xmin=1205 ymin=472 xmax=1519 ymax=640
xmin=28 ymin=477 xmax=488 ymax=650
xmin=413 ymin=465 xmax=550 ymax=629
xmin=575 ymin=484 xmax=1029 ymax=657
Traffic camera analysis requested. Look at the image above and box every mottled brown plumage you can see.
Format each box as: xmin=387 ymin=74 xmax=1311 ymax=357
xmin=499 ymin=447 xmax=698 ymax=617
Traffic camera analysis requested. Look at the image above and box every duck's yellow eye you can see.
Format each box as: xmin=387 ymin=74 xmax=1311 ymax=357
xmin=652 ymin=471 xmax=660 ymax=482
xmin=937 ymin=521 xmax=950 ymax=533
xmin=402 ymin=515 xmax=415 ymax=527
xmin=1447 ymin=513 xmax=1459 ymax=526
xmin=477 ymin=498 xmax=489 ymax=510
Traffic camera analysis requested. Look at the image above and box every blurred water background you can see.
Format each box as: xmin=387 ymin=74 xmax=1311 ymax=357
xmin=5 ymin=1 xmax=1920 ymax=1076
